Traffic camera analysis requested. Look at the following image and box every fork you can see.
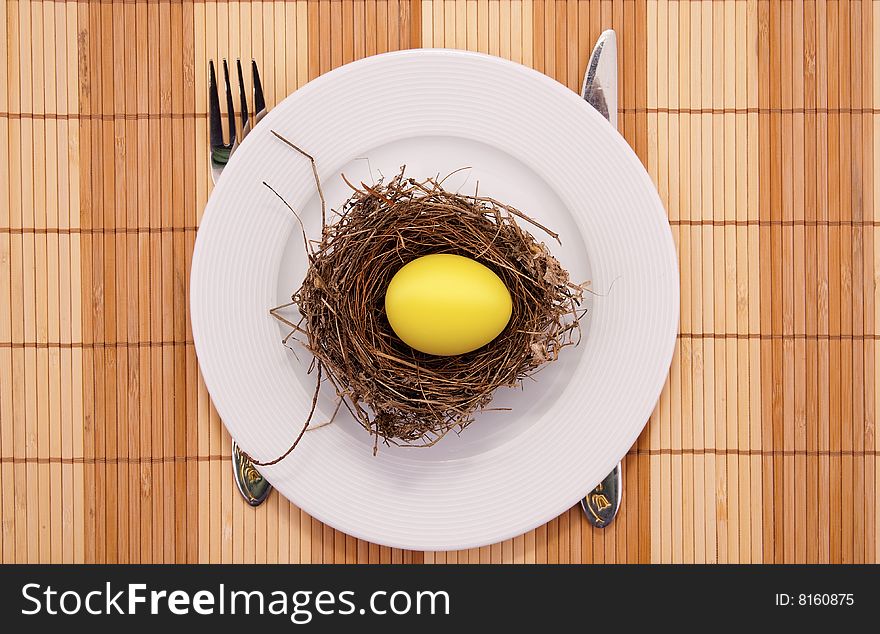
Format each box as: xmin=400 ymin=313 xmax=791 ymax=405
xmin=209 ymin=57 xmax=272 ymax=506
xmin=209 ymin=58 xmax=267 ymax=185
xmin=579 ymin=31 xmax=623 ymax=529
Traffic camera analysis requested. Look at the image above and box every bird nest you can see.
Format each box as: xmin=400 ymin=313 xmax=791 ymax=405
xmin=254 ymin=132 xmax=585 ymax=464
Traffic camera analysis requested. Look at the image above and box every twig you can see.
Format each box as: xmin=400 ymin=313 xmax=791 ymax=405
xmin=271 ymin=130 xmax=327 ymax=228
xmin=243 ymin=363 xmax=323 ymax=466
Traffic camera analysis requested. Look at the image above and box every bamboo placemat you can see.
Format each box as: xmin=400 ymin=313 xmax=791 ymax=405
xmin=0 ymin=0 xmax=877 ymax=564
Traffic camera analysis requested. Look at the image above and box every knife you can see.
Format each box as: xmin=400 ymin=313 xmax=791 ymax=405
xmin=581 ymin=30 xmax=618 ymax=129
xmin=579 ymin=30 xmax=623 ymax=529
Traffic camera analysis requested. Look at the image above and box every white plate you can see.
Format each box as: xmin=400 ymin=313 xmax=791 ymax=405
xmin=191 ymin=50 xmax=678 ymax=551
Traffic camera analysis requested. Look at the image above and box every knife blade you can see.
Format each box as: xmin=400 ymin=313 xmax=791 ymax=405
xmin=579 ymin=29 xmax=623 ymax=530
xmin=581 ymin=29 xmax=618 ymax=129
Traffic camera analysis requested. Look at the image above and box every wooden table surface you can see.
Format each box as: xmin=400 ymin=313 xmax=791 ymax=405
xmin=1 ymin=0 xmax=877 ymax=564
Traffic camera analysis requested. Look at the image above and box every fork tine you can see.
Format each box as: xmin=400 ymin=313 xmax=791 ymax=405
xmin=236 ymin=58 xmax=249 ymax=130
xmin=222 ymin=59 xmax=236 ymax=146
xmin=252 ymin=59 xmax=266 ymax=114
xmin=208 ymin=60 xmax=224 ymax=149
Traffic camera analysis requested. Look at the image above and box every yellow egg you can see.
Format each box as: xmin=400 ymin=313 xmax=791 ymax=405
xmin=384 ymin=254 xmax=513 ymax=356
